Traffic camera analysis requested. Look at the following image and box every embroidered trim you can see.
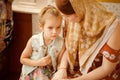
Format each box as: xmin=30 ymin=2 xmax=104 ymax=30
xmin=103 ymin=51 xmax=116 ymax=60
xmin=100 ymin=43 xmax=120 ymax=62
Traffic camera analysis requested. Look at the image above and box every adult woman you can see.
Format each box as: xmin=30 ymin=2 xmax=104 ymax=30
xmin=52 ymin=0 xmax=120 ymax=80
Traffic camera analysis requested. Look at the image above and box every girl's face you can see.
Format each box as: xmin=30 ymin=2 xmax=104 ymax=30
xmin=42 ymin=15 xmax=62 ymax=42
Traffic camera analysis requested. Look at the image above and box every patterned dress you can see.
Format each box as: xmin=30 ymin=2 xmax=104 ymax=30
xmin=19 ymin=32 xmax=64 ymax=80
xmin=67 ymin=43 xmax=120 ymax=80
xmin=89 ymin=43 xmax=120 ymax=80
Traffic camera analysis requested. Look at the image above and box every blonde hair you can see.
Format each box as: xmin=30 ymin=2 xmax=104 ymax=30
xmin=38 ymin=5 xmax=62 ymax=25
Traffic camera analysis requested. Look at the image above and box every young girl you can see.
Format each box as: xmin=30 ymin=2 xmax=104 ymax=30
xmin=19 ymin=5 xmax=65 ymax=80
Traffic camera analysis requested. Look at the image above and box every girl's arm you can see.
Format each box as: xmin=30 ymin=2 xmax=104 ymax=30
xmin=70 ymin=22 xmax=120 ymax=80
xmin=20 ymin=37 xmax=51 ymax=67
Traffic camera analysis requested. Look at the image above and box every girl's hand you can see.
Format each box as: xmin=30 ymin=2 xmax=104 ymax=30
xmin=52 ymin=69 xmax=67 ymax=80
xmin=38 ymin=55 xmax=52 ymax=66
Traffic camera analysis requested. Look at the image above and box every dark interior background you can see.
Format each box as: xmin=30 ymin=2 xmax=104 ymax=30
xmin=0 ymin=12 xmax=32 ymax=80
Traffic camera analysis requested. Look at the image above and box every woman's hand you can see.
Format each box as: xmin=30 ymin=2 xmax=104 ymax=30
xmin=52 ymin=69 xmax=67 ymax=80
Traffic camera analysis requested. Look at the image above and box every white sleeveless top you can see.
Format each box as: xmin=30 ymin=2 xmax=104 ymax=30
xmin=21 ymin=32 xmax=64 ymax=77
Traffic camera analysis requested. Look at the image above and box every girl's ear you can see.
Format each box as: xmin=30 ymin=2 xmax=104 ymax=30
xmin=39 ymin=23 xmax=43 ymax=31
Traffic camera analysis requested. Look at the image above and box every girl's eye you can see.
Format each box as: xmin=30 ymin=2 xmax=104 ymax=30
xmin=47 ymin=26 xmax=61 ymax=30
xmin=48 ymin=27 xmax=53 ymax=29
xmin=57 ymin=26 xmax=61 ymax=29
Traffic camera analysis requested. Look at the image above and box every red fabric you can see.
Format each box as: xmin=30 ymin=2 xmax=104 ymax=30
xmin=100 ymin=43 xmax=120 ymax=63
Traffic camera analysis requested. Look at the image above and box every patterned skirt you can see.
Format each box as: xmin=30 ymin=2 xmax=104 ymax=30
xmin=19 ymin=66 xmax=54 ymax=80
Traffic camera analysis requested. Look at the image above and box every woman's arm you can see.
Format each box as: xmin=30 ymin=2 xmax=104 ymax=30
xmin=74 ymin=56 xmax=118 ymax=80
xmin=20 ymin=37 xmax=51 ymax=67
xmin=52 ymin=50 xmax=68 ymax=80
xmin=70 ymin=22 xmax=120 ymax=80
xmin=68 ymin=57 xmax=117 ymax=80
xmin=57 ymin=44 xmax=66 ymax=65
xmin=58 ymin=50 xmax=68 ymax=69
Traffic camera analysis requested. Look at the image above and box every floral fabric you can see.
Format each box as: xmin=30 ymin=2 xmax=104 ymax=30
xmin=67 ymin=43 xmax=120 ymax=80
xmin=100 ymin=43 xmax=120 ymax=62
xmin=89 ymin=43 xmax=120 ymax=80
xmin=20 ymin=67 xmax=49 ymax=80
